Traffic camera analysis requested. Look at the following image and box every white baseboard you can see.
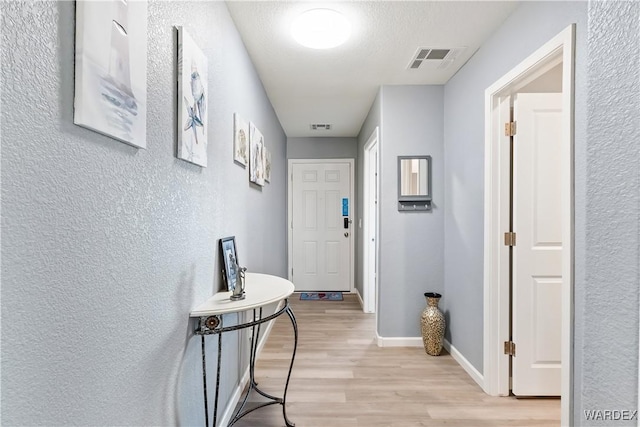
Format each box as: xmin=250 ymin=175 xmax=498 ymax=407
xmin=372 ymin=335 xmax=484 ymax=390
xmin=218 ymin=301 xmax=284 ymax=426
xmin=443 ymin=339 xmax=484 ymax=389
xmin=355 ymin=288 xmax=364 ymax=309
xmin=217 ymin=308 xmax=484 ymax=424
xmin=375 ymin=334 xmax=423 ymax=348
xmin=218 ymin=368 xmax=249 ymax=426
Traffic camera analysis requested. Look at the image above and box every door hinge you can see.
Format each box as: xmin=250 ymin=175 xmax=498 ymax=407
xmin=504 ymin=121 xmax=517 ymax=137
xmin=504 ymin=341 xmax=516 ymax=356
xmin=504 ymin=232 xmax=517 ymax=247
xmin=291 ymin=268 xmax=293 ymax=277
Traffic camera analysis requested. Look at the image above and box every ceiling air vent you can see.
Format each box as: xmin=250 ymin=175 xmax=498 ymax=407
xmin=407 ymin=47 xmax=466 ymax=70
xmin=310 ymin=124 xmax=332 ymax=130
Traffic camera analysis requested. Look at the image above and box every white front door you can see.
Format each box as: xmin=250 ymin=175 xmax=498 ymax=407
xmin=512 ymin=93 xmax=563 ymax=396
xmin=290 ymin=161 xmax=353 ymax=292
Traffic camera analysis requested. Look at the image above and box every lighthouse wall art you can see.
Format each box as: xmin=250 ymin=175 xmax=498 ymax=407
xmin=74 ymin=0 xmax=148 ymax=148
xmin=176 ymin=26 xmax=208 ymax=167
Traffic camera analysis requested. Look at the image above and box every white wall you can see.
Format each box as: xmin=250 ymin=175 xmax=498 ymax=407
xmin=442 ymin=0 xmax=588 ymax=374
xmin=578 ymin=1 xmax=639 ymax=422
xmin=287 ymin=137 xmax=357 ymax=159
xmin=355 ymin=86 xmax=444 ymax=336
xmin=0 ymin=1 xmax=287 ymax=424
xmin=377 ymin=85 xmax=444 ymax=337
xmin=443 ymin=0 xmax=639 ymax=422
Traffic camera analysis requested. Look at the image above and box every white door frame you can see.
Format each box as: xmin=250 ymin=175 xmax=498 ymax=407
xmin=483 ymin=25 xmax=575 ymax=426
xmin=363 ymin=128 xmax=380 ymax=313
xmin=287 ymin=158 xmax=356 ymax=293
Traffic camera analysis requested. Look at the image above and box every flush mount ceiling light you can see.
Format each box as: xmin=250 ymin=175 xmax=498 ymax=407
xmin=291 ymin=9 xmax=351 ymax=49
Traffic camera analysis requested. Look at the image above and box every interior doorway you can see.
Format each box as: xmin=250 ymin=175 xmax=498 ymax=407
xmin=483 ymin=25 xmax=575 ymax=426
xmin=362 ymin=128 xmax=379 ymax=313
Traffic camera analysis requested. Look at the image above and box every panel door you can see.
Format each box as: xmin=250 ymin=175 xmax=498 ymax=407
xmin=512 ymin=93 xmax=563 ymax=396
xmin=291 ymin=162 xmax=352 ymax=292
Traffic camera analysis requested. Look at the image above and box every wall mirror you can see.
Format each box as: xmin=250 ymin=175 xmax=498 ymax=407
xmin=398 ymin=155 xmax=432 ymax=211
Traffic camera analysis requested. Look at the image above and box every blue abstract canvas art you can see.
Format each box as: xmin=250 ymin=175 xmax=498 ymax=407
xmin=177 ymin=26 xmax=208 ymax=167
xmin=74 ymin=0 xmax=148 ymax=148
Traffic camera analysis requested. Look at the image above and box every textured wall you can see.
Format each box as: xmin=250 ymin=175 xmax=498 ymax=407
xmin=1 ymin=1 xmax=286 ymax=425
xmin=355 ymin=90 xmax=382 ymax=300
xmin=377 ymin=85 xmax=444 ymax=337
xmin=287 ymin=137 xmax=357 ymax=159
xmin=442 ymin=1 xmax=588 ymax=373
xmin=576 ymin=1 xmax=640 ymax=424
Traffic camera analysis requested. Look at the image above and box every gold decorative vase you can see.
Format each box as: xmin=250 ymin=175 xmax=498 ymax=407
xmin=420 ymin=292 xmax=445 ymax=356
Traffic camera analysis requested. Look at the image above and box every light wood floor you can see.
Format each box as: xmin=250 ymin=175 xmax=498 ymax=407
xmin=233 ymin=294 xmax=559 ymax=427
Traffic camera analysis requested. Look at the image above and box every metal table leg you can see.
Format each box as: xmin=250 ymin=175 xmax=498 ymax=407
xmin=199 ymin=301 xmax=297 ymax=427
xmin=281 ymin=306 xmax=298 ymax=427
xmin=214 ymin=333 xmax=222 ymax=427
xmin=229 ymin=303 xmax=298 ymax=427
xmin=201 ymin=336 xmax=209 ymax=427
xmin=200 ymin=331 xmax=223 ymax=427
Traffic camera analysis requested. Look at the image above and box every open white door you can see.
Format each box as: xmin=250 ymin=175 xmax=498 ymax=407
xmin=290 ymin=160 xmax=353 ymax=292
xmin=512 ymin=93 xmax=563 ymax=396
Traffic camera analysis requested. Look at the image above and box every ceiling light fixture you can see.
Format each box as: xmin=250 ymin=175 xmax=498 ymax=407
xmin=291 ymin=9 xmax=351 ymax=49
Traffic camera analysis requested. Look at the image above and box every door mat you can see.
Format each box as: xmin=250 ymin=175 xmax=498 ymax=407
xmin=299 ymin=292 xmax=343 ymax=301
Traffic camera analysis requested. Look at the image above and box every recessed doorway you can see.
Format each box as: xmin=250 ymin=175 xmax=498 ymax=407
xmin=288 ymin=159 xmax=355 ymax=292
xmin=362 ymin=128 xmax=380 ymax=314
xmin=483 ymin=24 xmax=575 ymax=426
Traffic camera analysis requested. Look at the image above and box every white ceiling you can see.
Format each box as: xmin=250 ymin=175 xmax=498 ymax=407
xmin=226 ymin=1 xmax=519 ymax=138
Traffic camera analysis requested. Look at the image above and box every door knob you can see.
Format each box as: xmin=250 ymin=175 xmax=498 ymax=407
xmin=344 ymin=232 xmax=350 ymax=237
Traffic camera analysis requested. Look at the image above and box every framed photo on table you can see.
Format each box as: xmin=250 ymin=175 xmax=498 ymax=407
xmin=220 ymin=236 xmax=239 ymax=292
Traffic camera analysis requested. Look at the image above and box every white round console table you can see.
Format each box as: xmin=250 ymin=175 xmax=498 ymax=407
xmin=190 ymin=273 xmax=297 ymax=427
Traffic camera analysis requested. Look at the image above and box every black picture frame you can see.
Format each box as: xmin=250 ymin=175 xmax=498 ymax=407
xmin=220 ymin=236 xmax=239 ymax=292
